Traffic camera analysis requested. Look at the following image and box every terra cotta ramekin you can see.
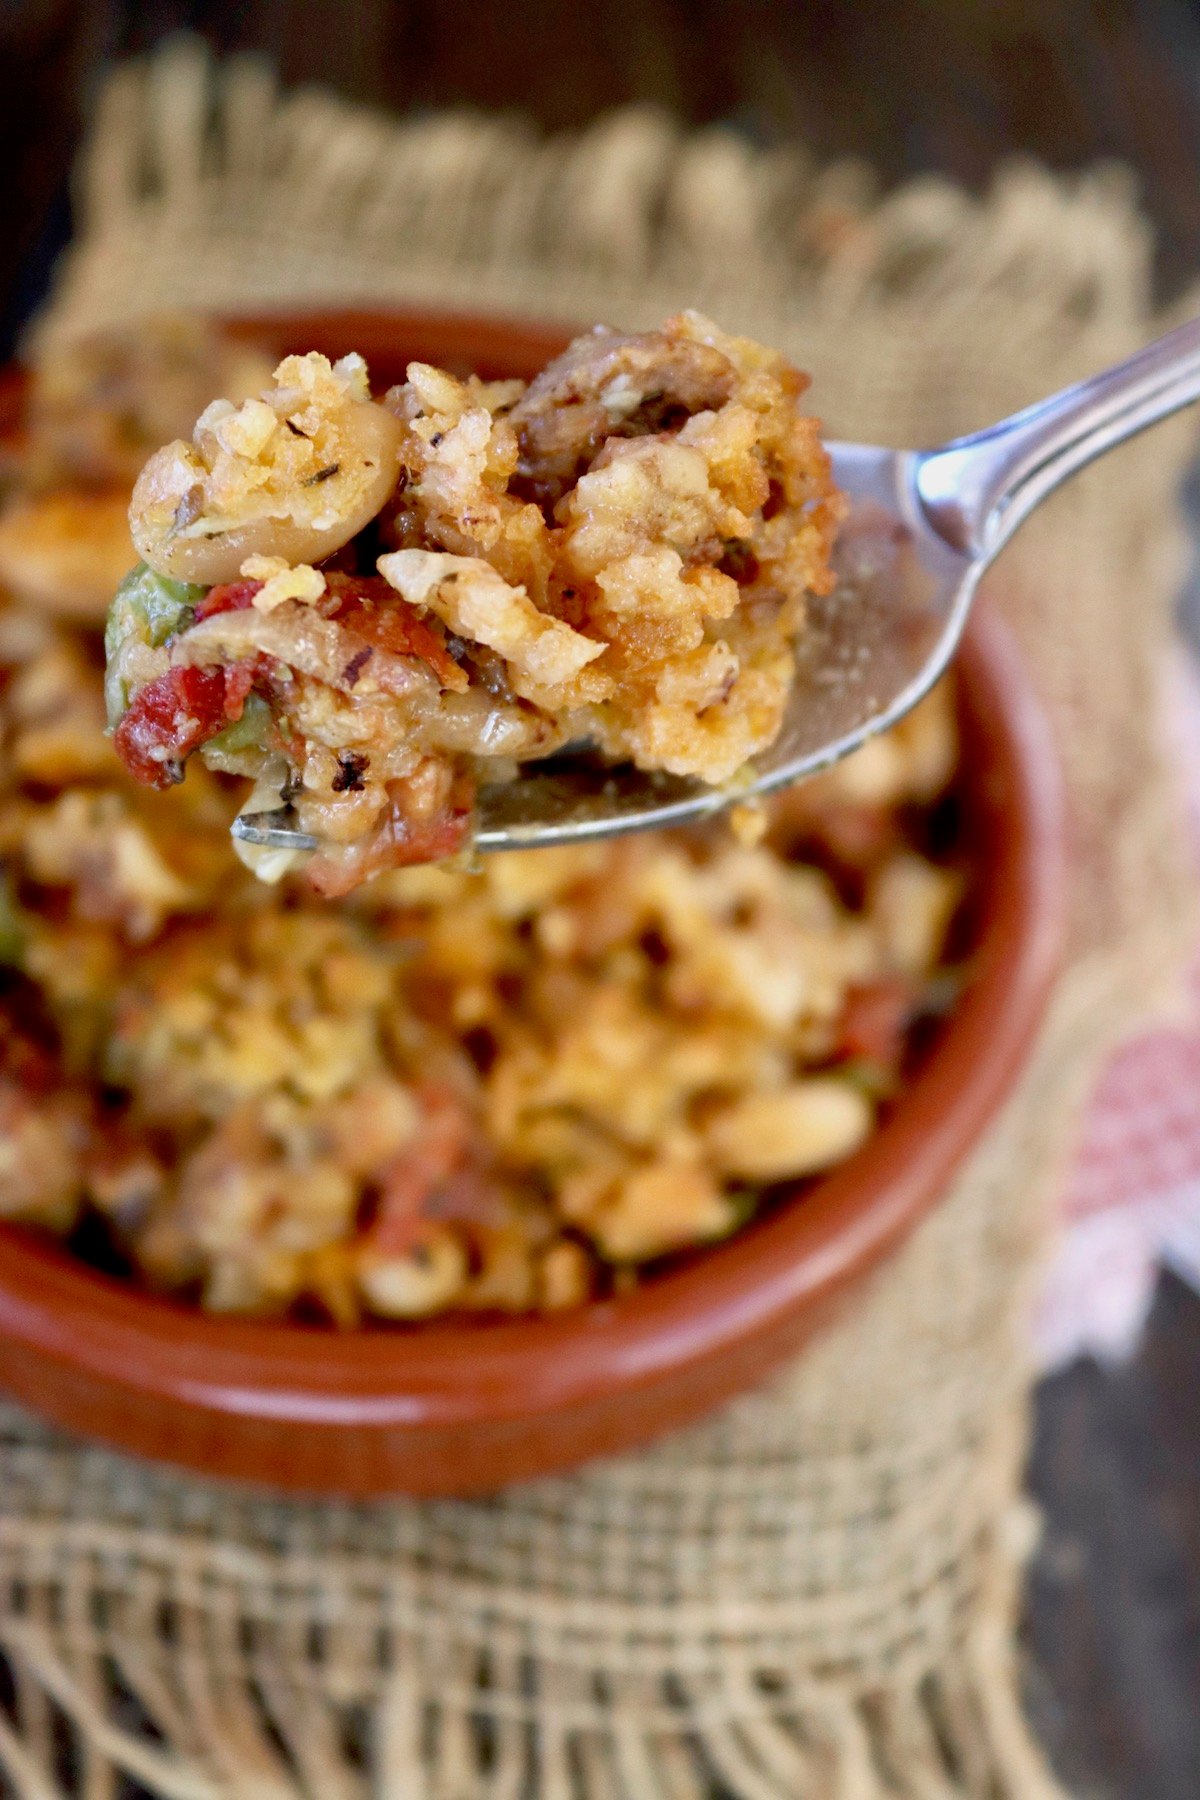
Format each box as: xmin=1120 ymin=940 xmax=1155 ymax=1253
xmin=0 ymin=311 xmax=1067 ymax=1496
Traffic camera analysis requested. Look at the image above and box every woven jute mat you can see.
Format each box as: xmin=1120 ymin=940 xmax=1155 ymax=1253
xmin=1 ymin=36 xmax=1197 ymax=1799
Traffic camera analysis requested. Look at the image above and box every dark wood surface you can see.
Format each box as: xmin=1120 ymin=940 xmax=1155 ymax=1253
xmin=1026 ymin=1273 xmax=1200 ymax=1798
xmin=1 ymin=4 xmax=1199 ymax=1794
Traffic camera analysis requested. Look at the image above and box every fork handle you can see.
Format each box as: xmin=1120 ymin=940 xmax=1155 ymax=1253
xmin=913 ymin=314 xmax=1200 ymax=561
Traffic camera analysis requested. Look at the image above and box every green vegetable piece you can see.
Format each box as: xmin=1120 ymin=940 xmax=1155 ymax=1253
xmin=206 ymin=691 xmax=273 ymax=757
xmin=836 ymin=1058 xmax=900 ymax=1101
xmin=104 ymin=562 xmax=207 ymax=727
xmin=722 ymin=1186 xmax=760 ymax=1229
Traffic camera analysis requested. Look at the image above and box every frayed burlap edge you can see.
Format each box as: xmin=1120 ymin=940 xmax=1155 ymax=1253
xmin=0 ymin=34 xmax=1196 ymax=1799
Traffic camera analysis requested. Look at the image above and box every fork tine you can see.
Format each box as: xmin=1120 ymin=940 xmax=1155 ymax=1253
xmin=230 ymin=813 xmax=320 ymax=851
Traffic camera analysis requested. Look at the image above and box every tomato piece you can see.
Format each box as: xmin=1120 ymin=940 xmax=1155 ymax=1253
xmin=835 ymin=977 xmax=915 ymax=1067
xmin=366 ymin=1086 xmax=473 ymax=1256
xmin=0 ymin=1005 xmax=61 ymax=1097
xmin=394 ymin=803 xmax=472 ymax=863
xmin=324 ymin=573 xmax=467 ymax=691
xmin=306 ymin=805 xmax=472 ymax=896
xmin=194 ymin=580 xmax=263 ymax=620
xmin=222 ymin=662 xmax=257 ymax=714
xmin=769 ymin=791 xmax=900 ymax=873
xmin=306 ymin=773 xmax=473 ymax=896
xmin=113 ymin=664 xmax=250 ymax=788
xmin=196 ymin=573 xmax=467 ymax=690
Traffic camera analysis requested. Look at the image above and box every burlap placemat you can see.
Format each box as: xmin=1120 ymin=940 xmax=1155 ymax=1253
xmin=1 ymin=36 xmax=1197 ymax=1799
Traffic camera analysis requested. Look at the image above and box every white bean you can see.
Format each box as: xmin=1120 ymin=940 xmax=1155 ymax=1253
xmin=130 ymin=352 xmax=404 ymax=585
xmin=358 ymin=1228 xmax=468 ymax=1318
xmin=871 ymin=854 xmax=961 ymax=976
xmin=591 ymin=1159 xmax=734 ymax=1262
xmin=704 ymin=1079 xmax=872 ymax=1183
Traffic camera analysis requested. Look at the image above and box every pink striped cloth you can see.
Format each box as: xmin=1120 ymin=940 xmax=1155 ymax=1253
xmin=1036 ymin=647 xmax=1200 ymax=1369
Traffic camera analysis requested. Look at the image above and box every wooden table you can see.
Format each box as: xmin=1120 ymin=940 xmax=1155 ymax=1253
xmin=2 ymin=4 xmax=1199 ymax=1793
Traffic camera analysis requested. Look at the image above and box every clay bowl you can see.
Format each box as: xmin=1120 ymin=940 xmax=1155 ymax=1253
xmin=0 ymin=311 xmax=1067 ymax=1496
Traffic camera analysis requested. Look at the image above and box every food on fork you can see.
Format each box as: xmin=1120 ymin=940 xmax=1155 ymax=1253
xmin=104 ymin=314 xmax=845 ymax=893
